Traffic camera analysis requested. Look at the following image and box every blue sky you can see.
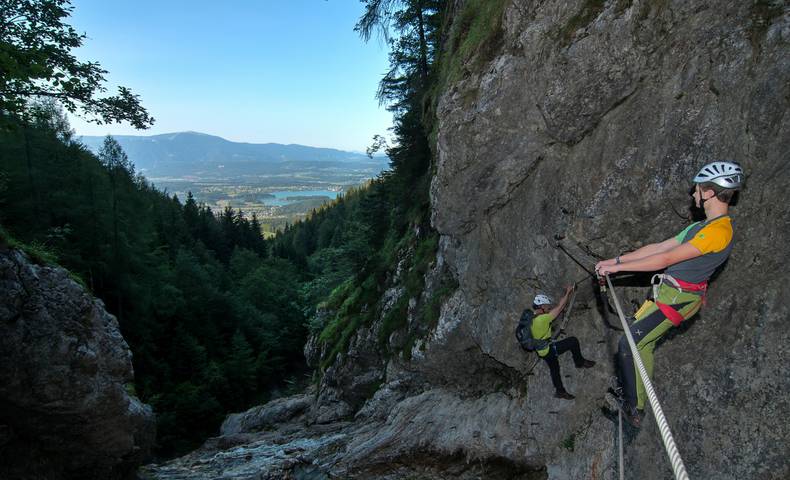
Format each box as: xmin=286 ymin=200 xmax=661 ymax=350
xmin=67 ymin=0 xmax=393 ymax=151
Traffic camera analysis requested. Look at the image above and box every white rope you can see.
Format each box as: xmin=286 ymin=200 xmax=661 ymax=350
xmin=605 ymin=274 xmax=690 ymax=480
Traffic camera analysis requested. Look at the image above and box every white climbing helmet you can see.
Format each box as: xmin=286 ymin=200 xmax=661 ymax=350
xmin=692 ymin=161 xmax=744 ymax=190
xmin=533 ymin=294 xmax=552 ymax=306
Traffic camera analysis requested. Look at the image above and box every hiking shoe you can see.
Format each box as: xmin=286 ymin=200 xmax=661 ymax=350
xmin=578 ymin=359 xmax=596 ymax=369
xmin=623 ymin=407 xmax=644 ymax=428
xmin=555 ymin=390 xmax=575 ymax=400
xmin=604 ymin=392 xmax=643 ymax=428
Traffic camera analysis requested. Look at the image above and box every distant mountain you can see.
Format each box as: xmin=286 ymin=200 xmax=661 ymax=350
xmin=78 ymin=131 xmax=389 ymax=179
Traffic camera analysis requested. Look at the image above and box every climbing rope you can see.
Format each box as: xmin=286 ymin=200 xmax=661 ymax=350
xmin=604 ymin=274 xmax=690 ymax=480
xmin=618 ymin=409 xmax=624 ymax=480
xmin=556 ymin=241 xmax=597 ymax=278
xmin=555 ymin=242 xmax=627 ymax=332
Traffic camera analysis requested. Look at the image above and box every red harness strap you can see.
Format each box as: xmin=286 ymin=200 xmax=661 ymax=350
xmin=672 ymin=278 xmax=708 ymax=294
xmin=656 ymin=302 xmax=686 ymax=326
xmin=656 ymin=278 xmax=708 ymax=326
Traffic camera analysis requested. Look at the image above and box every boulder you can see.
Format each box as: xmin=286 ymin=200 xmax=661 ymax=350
xmin=0 ymin=247 xmax=155 ymax=479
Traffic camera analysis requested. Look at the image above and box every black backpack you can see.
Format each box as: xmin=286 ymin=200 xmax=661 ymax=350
xmin=515 ymin=309 xmax=550 ymax=351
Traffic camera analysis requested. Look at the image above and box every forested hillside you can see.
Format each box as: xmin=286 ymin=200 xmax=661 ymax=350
xmin=0 ymin=106 xmax=309 ymax=456
xmin=0 ymin=99 xmax=435 ymax=456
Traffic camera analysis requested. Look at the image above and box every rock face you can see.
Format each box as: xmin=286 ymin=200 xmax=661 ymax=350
xmin=0 ymin=247 xmax=155 ymax=480
xmin=144 ymin=1 xmax=789 ymax=479
xmin=427 ymin=1 xmax=789 ymax=478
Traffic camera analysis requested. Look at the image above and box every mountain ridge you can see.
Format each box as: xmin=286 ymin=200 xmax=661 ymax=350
xmin=77 ymin=131 xmax=389 ymax=178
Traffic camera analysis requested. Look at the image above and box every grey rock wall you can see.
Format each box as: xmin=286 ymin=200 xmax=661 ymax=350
xmin=427 ymin=0 xmax=789 ymax=478
xmin=0 ymin=247 xmax=155 ymax=479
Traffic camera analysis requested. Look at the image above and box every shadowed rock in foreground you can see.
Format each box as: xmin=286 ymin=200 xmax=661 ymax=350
xmin=0 ymin=247 xmax=155 ymax=480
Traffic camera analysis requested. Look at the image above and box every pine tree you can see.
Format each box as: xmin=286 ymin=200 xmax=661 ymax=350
xmin=225 ymin=330 xmax=256 ymax=406
xmin=98 ymin=136 xmax=131 ymax=261
xmin=356 ymin=0 xmax=442 ymax=199
xmin=180 ymin=191 xmax=200 ymax=245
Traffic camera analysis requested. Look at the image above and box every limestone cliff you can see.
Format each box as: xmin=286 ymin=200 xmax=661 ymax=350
xmin=0 ymin=247 xmax=155 ymax=479
xmin=427 ymin=0 xmax=789 ymax=477
xmin=143 ymin=1 xmax=789 ymax=479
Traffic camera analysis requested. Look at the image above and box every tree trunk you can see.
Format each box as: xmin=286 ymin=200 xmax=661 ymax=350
xmin=22 ymin=124 xmax=40 ymax=219
xmin=416 ymin=1 xmax=430 ymax=84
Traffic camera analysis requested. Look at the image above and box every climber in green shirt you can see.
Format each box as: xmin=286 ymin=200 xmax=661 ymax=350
xmin=532 ymin=286 xmax=596 ymax=400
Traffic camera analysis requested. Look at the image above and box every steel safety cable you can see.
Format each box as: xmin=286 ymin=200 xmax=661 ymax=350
xmin=619 ymin=409 xmax=624 ymax=480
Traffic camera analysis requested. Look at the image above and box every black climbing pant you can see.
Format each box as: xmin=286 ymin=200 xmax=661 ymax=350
xmin=541 ymin=337 xmax=585 ymax=393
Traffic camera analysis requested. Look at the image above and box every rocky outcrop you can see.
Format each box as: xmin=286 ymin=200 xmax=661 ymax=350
xmin=302 ymin=225 xmax=454 ymax=426
xmin=221 ymin=393 xmax=312 ymax=436
xmin=426 ymin=1 xmax=789 ymax=478
xmin=0 ymin=247 xmax=155 ymax=479
xmin=143 ymin=1 xmax=789 ymax=479
xmin=142 ymin=390 xmax=548 ymax=480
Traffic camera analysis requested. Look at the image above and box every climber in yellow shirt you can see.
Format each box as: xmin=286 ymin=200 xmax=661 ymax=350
xmin=596 ymin=161 xmax=744 ymax=427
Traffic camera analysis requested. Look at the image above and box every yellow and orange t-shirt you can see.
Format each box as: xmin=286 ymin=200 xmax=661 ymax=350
xmin=666 ymin=215 xmax=734 ymax=283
